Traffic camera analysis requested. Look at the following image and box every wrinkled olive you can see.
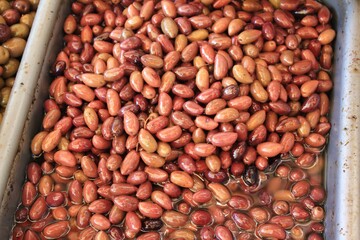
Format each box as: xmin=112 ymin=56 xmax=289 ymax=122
xmin=243 ymin=165 xmax=259 ymax=187
xmin=141 ymin=219 xmax=164 ymax=232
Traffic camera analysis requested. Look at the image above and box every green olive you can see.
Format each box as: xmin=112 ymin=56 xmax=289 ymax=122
xmin=0 ymin=1 xmax=10 ymax=14
xmin=121 ymin=29 xmax=135 ymax=41
xmin=2 ymin=58 xmax=19 ymax=78
xmin=269 ymin=0 xmax=280 ymax=8
xmin=3 ymin=37 xmax=27 ymax=58
xmin=0 ymin=86 xmax=11 ymax=108
xmin=10 ymin=23 xmax=30 ymax=39
xmin=0 ymin=46 xmax=9 ymax=65
xmin=5 ymin=77 xmax=14 ymax=87
xmin=20 ymin=12 xmax=35 ymax=27
xmin=200 ymin=0 xmax=213 ymax=5
xmin=29 ymin=0 xmax=39 ymax=10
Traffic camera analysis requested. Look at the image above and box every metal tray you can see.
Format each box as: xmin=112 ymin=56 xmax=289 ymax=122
xmin=0 ymin=0 xmax=359 ymax=239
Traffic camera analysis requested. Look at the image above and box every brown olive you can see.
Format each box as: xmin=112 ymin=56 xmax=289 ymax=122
xmin=2 ymin=9 xmax=20 ymax=25
xmin=12 ymin=0 xmax=31 ymax=14
xmin=0 ymin=23 xmax=11 ymax=42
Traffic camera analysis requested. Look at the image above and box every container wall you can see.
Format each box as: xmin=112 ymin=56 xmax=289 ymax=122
xmin=324 ymin=0 xmax=360 ymax=239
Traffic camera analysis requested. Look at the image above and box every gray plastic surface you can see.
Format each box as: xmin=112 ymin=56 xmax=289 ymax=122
xmin=0 ymin=0 xmax=359 ymax=239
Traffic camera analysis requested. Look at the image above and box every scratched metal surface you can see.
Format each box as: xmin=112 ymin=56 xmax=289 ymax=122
xmin=0 ymin=0 xmax=359 ymax=239
xmin=323 ymin=0 xmax=360 ymax=239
